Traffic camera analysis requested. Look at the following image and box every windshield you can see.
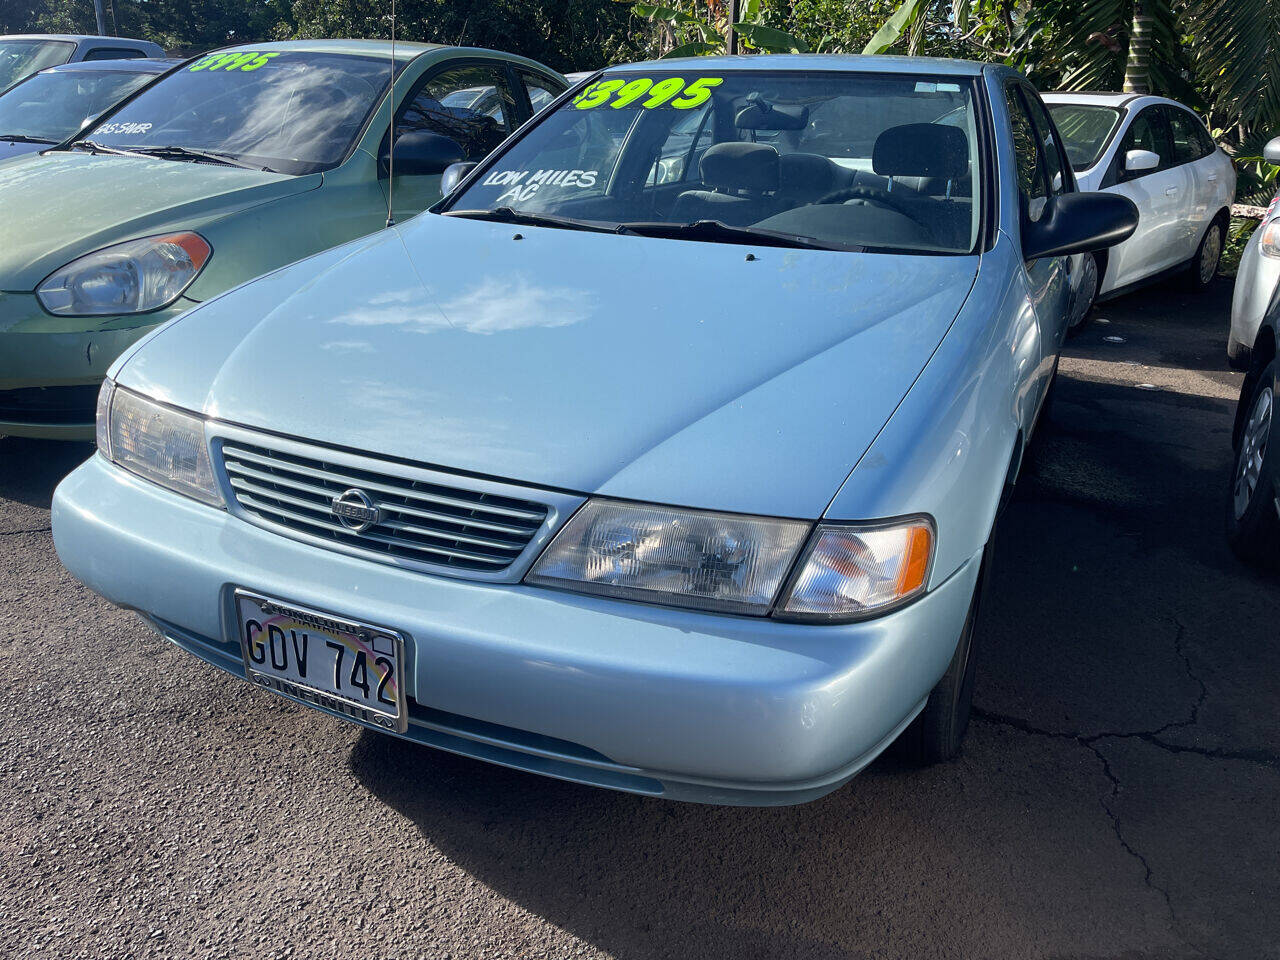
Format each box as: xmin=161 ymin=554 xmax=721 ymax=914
xmin=447 ymin=70 xmax=983 ymax=254
xmin=0 ymin=39 xmax=75 ymax=91
xmin=0 ymin=69 xmax=157 ymax=143
xmin=81 ymin=50 xmax=393 ymax=174
xmin=1046 ymin=103 xmax=1122 ymax=170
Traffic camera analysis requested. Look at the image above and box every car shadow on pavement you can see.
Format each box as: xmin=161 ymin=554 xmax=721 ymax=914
xmin=0 ymin=436 xmax=93 ymax=511
xmin=349 ymin=347 xmax=1280 ymax=958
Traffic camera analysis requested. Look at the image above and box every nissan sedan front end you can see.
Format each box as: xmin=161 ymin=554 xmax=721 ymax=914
xmin=53 ymin=56 xmax=1135 ymax=803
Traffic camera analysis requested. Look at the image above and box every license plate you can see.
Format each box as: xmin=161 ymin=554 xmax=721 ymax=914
xmin=234 ymin=589 xmax=407 ymax=733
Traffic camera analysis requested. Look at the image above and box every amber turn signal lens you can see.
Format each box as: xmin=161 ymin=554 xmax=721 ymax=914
xmin=779 ymin=518 xmax=935 ymax=621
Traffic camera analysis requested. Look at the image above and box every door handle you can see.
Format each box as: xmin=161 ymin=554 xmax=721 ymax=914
xmin=1166 ymin=186 xmax=1179 ymax=196
xmin=1207 ymin=175 xmax=1219 ymax=182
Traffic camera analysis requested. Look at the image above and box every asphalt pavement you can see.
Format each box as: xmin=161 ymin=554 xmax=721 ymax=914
xmin=0 ymin=277 xmax=1276 ymax=960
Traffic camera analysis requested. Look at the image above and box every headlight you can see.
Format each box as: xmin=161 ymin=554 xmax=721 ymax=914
xmin=777 ymin=518 xmax=934 ymax=620
xmin=1260 ymin=220 xmax=1280 ymax=260
xmin=525 ymin=499 xmax=935 ymax=621
xmin=37 ymin=232 xmax=210 ymax=316
xmin=526 ymin=499 xmax=810 ymax=615
xmin=101 ymin=382 xmax=221 ymax=507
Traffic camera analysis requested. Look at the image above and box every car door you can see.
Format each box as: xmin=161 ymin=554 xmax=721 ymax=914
xmin=382 ymin=60 xmax=520 ymax=222
xmin=1099 ymin=105 xmax=1187 ymax=287
xmin=1165 ymin=105 xmax=1222 ymax=256
xmin=1005 ymin=81 xmax=1072 ymax=380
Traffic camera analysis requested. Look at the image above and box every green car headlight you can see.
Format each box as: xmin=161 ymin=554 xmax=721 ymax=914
xmin=37 ymin=232 xmax=211 ymax=316
xmin=99 ymin=380 xmax=222 ymax=507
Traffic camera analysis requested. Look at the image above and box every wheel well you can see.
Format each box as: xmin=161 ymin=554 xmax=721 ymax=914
xmin=1094 ymin=249 xmax=1109 ymax=290
xmin=1234 ymin=326 xmax=1277 ymax=446
xmin=995 ymin=433 xmax=1024 ymax=518
xmin=1210 ymin=207 xmax=1231 ymax=241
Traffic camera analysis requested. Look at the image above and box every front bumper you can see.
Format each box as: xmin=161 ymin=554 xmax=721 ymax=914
xmin=0 ymin=294 xmax=191 ymax=439
xmin=1230 ymin=232 xmax=1280 ymax=359
xmin=53 ymin=455 xmax=981 ymax=805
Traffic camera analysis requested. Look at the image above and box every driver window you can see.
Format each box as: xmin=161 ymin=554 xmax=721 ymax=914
xmin=646 ymin=105 xmax=711 ymax=186
xmin=1118 ymin=108 xmax=1169 ymax=176
xmin=1021 ymin=87 xmax=1070 ymax=195
xmin=398 ymin=64 xmax=515 ymax=162
xmin=1003 ymin=83 xmax=1050 ymax=221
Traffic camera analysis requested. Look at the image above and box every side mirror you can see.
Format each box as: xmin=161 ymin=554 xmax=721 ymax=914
xmin=381 ymin=130 xmax=466 ymax=177
xmin=441 ymin=161 xmax=478 ymax=197
xmin=1022 ymin=191 xmax=1139 ymax=261
xmin=1124 ymin=149 xmax=1160 ymax=173
xmin=1264 ymin=137 xmax=1280 ymax=165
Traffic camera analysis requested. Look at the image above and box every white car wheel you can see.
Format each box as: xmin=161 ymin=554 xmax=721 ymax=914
xmin=1192 ymin=221 xmax=1224 ymax=289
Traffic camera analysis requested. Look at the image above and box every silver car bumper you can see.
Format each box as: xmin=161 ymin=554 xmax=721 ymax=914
xmin=1231 ymin=228 xmax=1280 ymax=359
xmin=53 ymin=454 xmax=981 ymax=805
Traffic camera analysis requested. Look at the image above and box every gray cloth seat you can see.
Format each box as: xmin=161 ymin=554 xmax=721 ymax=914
xmin=672 ymin=142 xmax=782 ymax=226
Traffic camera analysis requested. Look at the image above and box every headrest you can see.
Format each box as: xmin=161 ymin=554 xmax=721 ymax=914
xmin=873 ymin=123 xmax=968 ymax=180
xmin=735 ymin=96 xmax=809 ymax=131
xmin=778 ymin=153 xmax=840 ymax=201
xmin=699 ymin=141 xmax=780 ymax=192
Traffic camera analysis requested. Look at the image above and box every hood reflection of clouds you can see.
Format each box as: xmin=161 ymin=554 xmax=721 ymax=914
xmin=328 ymin=276 xmax=593 ymax=336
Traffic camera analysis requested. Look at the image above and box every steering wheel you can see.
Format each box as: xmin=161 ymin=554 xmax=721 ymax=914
xmin=815 ymin=184 xmax=933 ymax=232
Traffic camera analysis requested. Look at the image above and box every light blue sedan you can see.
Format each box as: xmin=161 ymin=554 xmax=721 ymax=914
xmin=52 ymin=56 xmax=1136 ymax=805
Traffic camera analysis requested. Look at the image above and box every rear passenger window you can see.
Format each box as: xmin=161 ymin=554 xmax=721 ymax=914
xmin=518 ymin=71 xmax=564 ymax=114
xmin=1003 ymin=83 xmax=1049 ymax=220
xmin=1167 ymin=108 xmax=1212 ymax=164
xmin=83 ymin=48 xmax=145 ymax=61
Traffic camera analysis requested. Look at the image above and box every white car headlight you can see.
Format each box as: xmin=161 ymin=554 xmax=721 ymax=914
xmin=99 ymin=381 xmax=222 ymax=507
xmin=1259 ymin=219 xmax=1280 ymax=260
xmin=526 ymin=499 xmax=935 ymax=621
xmin=37 ymin=232 xmax=211 ymax=316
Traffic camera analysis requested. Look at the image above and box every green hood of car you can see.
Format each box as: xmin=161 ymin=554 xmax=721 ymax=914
xmin=0 ymin=151 xmax=320 ymax=291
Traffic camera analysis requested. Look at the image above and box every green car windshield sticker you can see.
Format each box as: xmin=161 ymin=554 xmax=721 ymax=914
xmin=189 ymin=51 xmax=282 ymax=73
xmin=573 ymin=76 xmax=723 ymax=111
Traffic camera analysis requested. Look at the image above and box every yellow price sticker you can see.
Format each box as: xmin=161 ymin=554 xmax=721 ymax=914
xmin=573 ymin=76 xmax=723 ymax=111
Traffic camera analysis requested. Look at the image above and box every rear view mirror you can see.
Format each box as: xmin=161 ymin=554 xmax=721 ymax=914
xmin=1022 ymin=191 xmax=1139 ymax=261
xmin=441 ymin=161 xmax=478 ymax=196
xmin=381 ymin=130 xmax=466 ymax=177
xmin=1264 ymin=137 xmax=1280 ymax=165
xmin=1124 ymin=149 xmax=1160 ymax=173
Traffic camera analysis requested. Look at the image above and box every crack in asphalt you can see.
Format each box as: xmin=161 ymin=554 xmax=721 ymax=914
xmin=971 ymin=617 xmax=1267 ymax=954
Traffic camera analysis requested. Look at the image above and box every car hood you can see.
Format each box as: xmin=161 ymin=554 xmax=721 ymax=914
xmin=0 ymin=139 xmax=46 ymax=164
xmin=0 ymin=151 xmax=317 ymax=290
xmin=119 ymin=214 xmax=980 ymax=518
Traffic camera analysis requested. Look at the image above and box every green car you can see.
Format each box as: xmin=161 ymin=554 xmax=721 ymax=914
xmin=0 ymin=39 xmax=566 ymax=439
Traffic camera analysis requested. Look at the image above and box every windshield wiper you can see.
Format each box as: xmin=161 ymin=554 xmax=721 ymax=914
xmin=68 ymin=139 xmax=135 ymax=156
xmin=0 ymin=133 xmax=56 ymax=144
xmin=443 ymin=206 xmax=620 ymax=234
xmin=615 ymin=219 xmax=851 ymax=251
xmin=117 ymin=145 xmax=271 ymax=171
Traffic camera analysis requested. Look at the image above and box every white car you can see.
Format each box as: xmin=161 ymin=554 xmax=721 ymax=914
xmin=1045 ymin=92 xmax=1236 ymax=327
xmin=1227 ymin=137 xmax=1280 ymax=368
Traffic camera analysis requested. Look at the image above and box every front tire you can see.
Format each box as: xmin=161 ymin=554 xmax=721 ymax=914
xmin=1226 ymin=358 xmax=1280 ymax=564
xmin=1187 ymin=218 xmax=1225 ymax=292
xmin=898 ymin=545 xmax=990 ymax=763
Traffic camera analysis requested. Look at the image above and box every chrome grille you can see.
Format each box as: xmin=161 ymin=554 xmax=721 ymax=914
xmin=219 ymin=441 xmax=548 ymax=572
